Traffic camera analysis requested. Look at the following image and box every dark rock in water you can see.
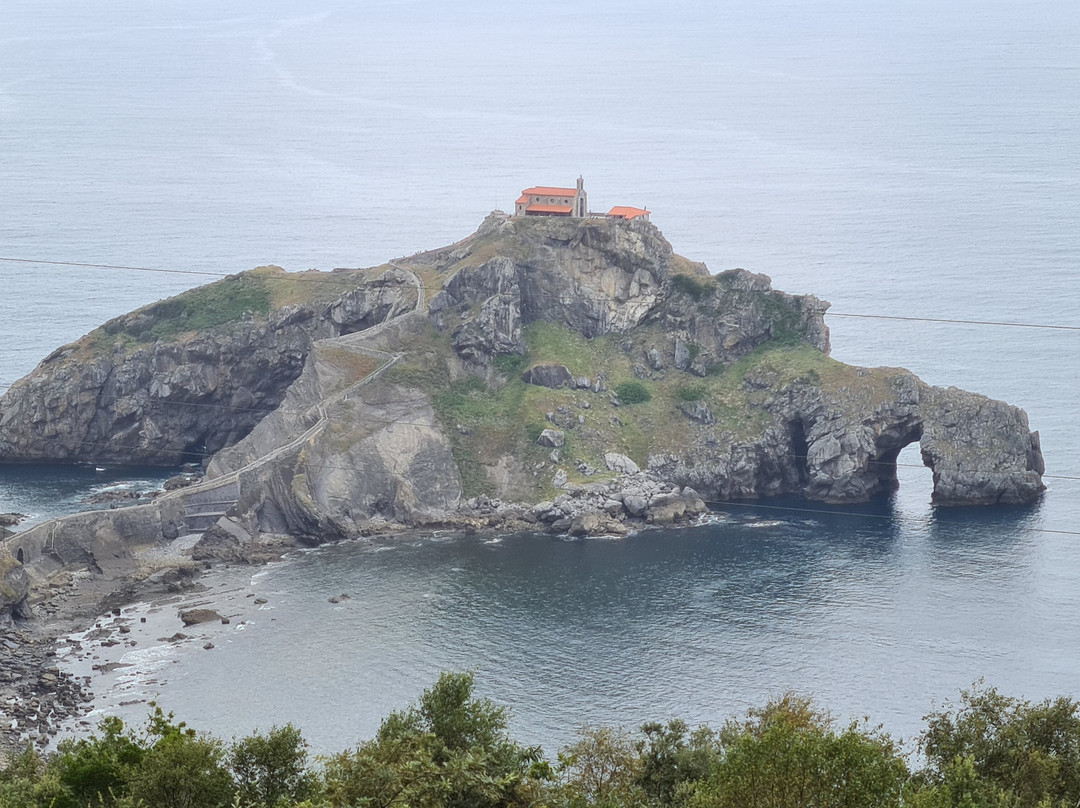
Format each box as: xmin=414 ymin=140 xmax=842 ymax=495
xmin=178 ymin=608 xmax=222 ymax=626
xmin=0 ymin=514 xmax=26 ymax=527
xmin=81 ymin=489 xmax=144 ymax=506
xmin=522 ymin=364 xmax=574 ymax=389
xmin=203 ymin=642 xmax=214 ymax=650
xmin=163 ymin=474 xmax=200 ymax=491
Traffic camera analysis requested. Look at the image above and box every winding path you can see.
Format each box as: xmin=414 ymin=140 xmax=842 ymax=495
xmin=176 ymin=263 xmax=428 ymax=531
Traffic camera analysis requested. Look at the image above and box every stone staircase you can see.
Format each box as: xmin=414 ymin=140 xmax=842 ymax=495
xmin=181 ymin=480 xmax=240 ymax=534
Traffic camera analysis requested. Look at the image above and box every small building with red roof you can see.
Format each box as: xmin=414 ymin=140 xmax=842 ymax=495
xmin=513 ymin=178 xmax=651 ymax=221
xmin=515 ymin=177 xmax=588 ymax=217
xmin=607 ymin=205 xmax=651 ymax=222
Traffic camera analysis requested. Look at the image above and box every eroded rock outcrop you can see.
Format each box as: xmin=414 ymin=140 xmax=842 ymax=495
xmin=648 ymin=368 xmax=1043 ymax=506
xmin=428 ymin=214 xmax=829 ymax=372
xmin=0 ymin=267 xmax=416 ymax=465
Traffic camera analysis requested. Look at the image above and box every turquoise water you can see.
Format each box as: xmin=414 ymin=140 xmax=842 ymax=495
xmin=2 ymin=0 xmax=1078 ymax=751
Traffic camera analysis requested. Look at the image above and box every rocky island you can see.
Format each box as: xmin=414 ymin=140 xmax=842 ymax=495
xmin=1 ymin=212 xmax=1044 ymax=624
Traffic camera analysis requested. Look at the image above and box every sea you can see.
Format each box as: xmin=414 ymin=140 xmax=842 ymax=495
xmin=1 ymin=0 xmax=1078 ymax=755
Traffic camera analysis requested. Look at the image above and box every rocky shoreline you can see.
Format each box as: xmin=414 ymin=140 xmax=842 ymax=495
xmin=0 ymin=534 xmax=229 ymax=758
xmin=0 ymin=465 xmax=713 ymax=760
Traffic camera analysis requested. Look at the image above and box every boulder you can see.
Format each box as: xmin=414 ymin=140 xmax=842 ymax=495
xmin=191 ymin=518 xmax=251 ymax=563
xmin=604 ymin=452 xmax=641 ymax=475
xmin=163 ymin=475 xmax=198 ymax=491
xmin=679 ymin=401 xmax=715 ymax=424
xmin=646 ymin=493 xmax=687 ymax=525
xmin=673 ymin=339 xmax=692 ymax=370
xmin=0 ymin=556 xmax=30 ymax=619
xmin=623 ymin=494 xmax=648 ymax=517
xmin=522 ymin=364 xmax=574 ymax=389
xmin=178 ymin=608 xmax=222 ymax=626
xmin=537 ymin=429 xmax=565 ymax=448
xmin=568 ymin=512 xmax=602 ymax=536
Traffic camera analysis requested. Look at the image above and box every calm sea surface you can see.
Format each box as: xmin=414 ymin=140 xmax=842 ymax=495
xmin=2 ymin=0 xmax=1078 ymax=753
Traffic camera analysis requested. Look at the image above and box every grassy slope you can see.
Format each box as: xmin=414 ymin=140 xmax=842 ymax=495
xmin=380 ymin=317 xmax=890 ymax=501
xmin=79 ymin=265 xmax=382 ymax=356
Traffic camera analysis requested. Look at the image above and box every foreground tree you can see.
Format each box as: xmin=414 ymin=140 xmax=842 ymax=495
xmin=230 ymin=724 xmax=316 ymax=808
xmin=322 ymin=671 xmax=544 ymax=808
xmin=554 ymin=725 xmax=645 ymax=807
xmin=636 ymin=720 xmax=720 ymax=807
xmin=917 ymin=681 xmax=1080 ymax=808
xmin=686 ymin=694 xmax=909 ymax=808
xmin=123 ymin=706 xmax=235 ymax=808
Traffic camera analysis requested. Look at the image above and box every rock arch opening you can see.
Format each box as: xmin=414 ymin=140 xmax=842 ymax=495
xmin=867 ymin=422 xmax=925 ymax=498
xmin=16 ymin=547 xmax=24 ymax=564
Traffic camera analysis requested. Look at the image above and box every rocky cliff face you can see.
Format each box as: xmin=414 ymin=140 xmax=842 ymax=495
xmin=429 ymin=213 xmax=830 ymax=370
xmin=648 ymin=369 xmax=1043 ymax=506
xmin=0 ymin=267 xmax=417 ymax=465
xmin=0 ymin=214 xmax=1046 ymax=578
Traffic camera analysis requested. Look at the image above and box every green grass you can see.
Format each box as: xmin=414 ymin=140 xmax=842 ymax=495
xmin=670 ymin=272 xmax=715 ymax=301
xmin=91 ymin=266 xmax=380 ymax=346
xmin=342 ymin=319 xmax=865 ymax=499
xmin=676 ymin=384 xmax=708 ymax=402
xmin=135 ymin=274 xmax=273 ymax=342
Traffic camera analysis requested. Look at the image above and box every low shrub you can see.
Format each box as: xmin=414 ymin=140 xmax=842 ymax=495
xmin=615 ymin=381 xmax=652 ymax=405
xmin=676 ymin=384 xmax=707 ymax=402
xmin=670 ymin=273 xmax=714 ymax=302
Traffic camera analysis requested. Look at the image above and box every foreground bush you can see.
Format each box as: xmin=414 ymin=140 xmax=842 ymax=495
xmin=2 ymin=677 xmax=1078 ymax=808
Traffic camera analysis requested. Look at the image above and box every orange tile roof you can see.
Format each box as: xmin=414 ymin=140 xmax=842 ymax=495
xmin=608 ymin=206 xmax=650 ymax=219
xmin=521 ymin=186 xmax=579 ymax=197
xmin=526 ymin=203 xmax=574 ymax=214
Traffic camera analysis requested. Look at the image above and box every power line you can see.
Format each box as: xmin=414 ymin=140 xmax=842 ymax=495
xmin=2 ymin=255 xmax=1078 ymax=332
xmin=0 ymin=257 xmax=227 ymax=277
xmin=827 ymin=312 xmax=1080 ymax=332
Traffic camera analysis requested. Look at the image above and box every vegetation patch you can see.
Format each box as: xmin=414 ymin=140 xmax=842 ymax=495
xmin=366 ymin=321 xmax=873 ymax=497
xmin=131 ymin=273 xmax=273 ymax=342
xmin=676 ymin=384 xmax=707 ymax=402
xmin=670 ymin=272 xmax=715 ymax=302
xmin=614 ymin=381 xmax=652 ymax=405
